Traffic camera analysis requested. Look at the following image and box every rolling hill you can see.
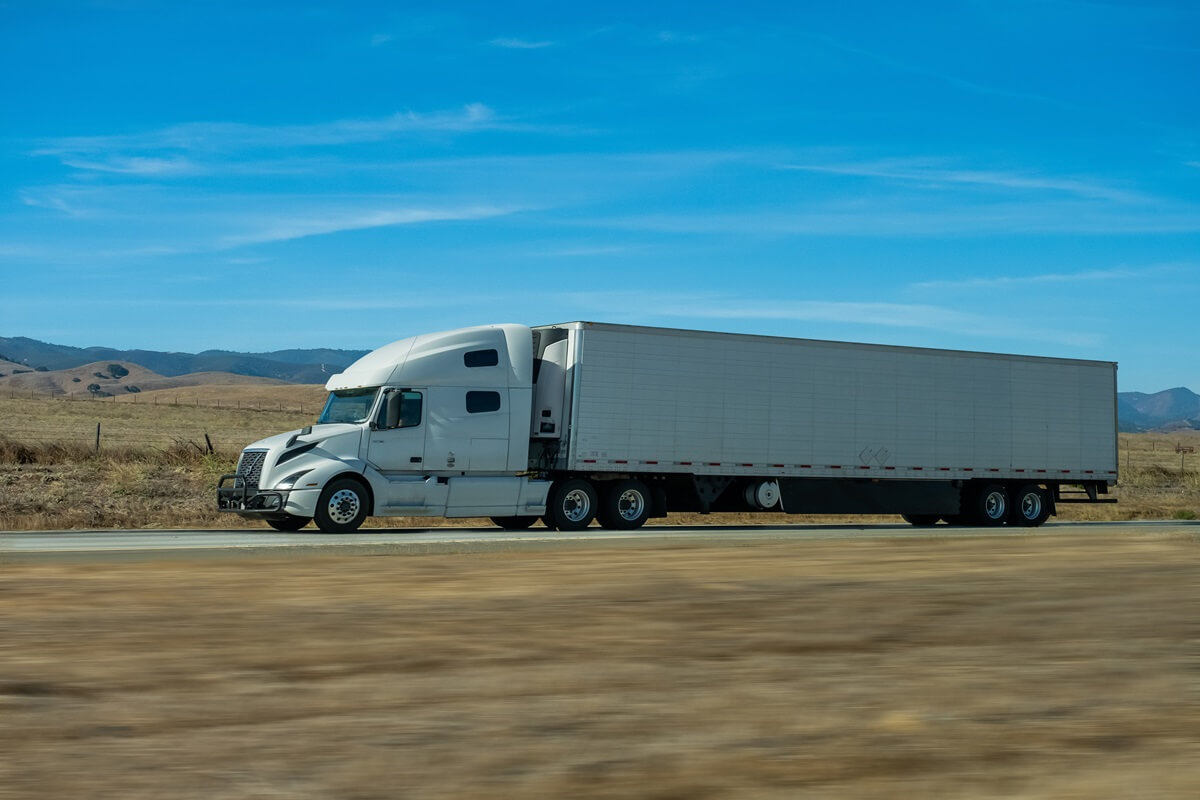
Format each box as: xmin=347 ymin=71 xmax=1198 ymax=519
xmin=0 ymin=337 xmax=367 ymax=383
xmin=1117 ymin=387 xmax=1200 ymax=432
xmin=0 ymin=360 xmax=292 ymax=397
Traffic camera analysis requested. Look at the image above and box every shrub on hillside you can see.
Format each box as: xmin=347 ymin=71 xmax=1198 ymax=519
xmin=72 ymin=377 xmax=81 ymax=383
xmin=94 ymin=372 xmax=110 ymax=380
xmin=34 ymin=365 xmax=48 ymax=372
xmin=108 ymin=364 xmax=130 ymax=379
xmin=125 ymin=385 xmax=141 ymax=393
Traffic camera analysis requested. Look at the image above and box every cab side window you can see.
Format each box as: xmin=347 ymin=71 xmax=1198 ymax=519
xmin=380 ymin=390 xmax=423 ymax=429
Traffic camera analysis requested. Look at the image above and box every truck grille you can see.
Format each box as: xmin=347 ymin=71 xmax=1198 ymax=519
xmin=237 ymin=449 xmax=268 ymax=490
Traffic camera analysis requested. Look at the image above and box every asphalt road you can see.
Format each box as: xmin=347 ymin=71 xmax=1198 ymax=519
xmin=2 ymin=520 xmax=1194 ymax=560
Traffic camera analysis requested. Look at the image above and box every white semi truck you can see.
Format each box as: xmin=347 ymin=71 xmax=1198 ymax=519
xmin=218 ymin=322 xmax=1118 ymax=532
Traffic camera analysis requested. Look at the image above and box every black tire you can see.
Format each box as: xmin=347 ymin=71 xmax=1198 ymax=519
xmin=314 ymin=477 xmax=370 ymax=533
xmin=545 ymin=479 xmax=598 ymax=532
xmin=901 ymin=513 xmax=941 ymax=527
xmin=266 ymin=514 xmax=311 ymax=532
xmin=1009 ymin=484 xmax=1051 ymax=527
xmin=597 ymin=479 xmax=652 ymax=530
xmin=967 ymin=483 xmax=1009 ymax=527
xmin=490 ymin=515 xmax=538 ymax=530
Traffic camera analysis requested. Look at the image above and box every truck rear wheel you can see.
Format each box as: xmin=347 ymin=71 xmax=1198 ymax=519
xmin=597 ymin=479 xmax=651 ymax=530
xmin=967 ymin=483 xmax=1009 ymax=527
xmin=545 ymin=479 xmax=598 ymax=531
xmin=314 ymin=478 xmax=369 ymax=533
xmin=1009 ymin=484 xmax=1050 ymax=527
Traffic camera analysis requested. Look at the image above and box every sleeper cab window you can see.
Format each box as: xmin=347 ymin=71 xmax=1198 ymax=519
xmin=464 ymin=349 xmax=499 ymax=368
xmin=466 ymin=390 xmax=502 ymax=414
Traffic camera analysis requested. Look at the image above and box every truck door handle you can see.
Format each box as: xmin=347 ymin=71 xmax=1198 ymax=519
xmin=410 ymin=456 xmax=422 ymax=463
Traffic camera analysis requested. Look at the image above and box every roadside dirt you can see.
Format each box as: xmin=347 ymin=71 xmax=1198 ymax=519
xmin=2 ymin=531 xmax=1198 ymax=798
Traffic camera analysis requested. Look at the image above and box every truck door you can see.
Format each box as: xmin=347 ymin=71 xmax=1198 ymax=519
xmin=366 ymin=389 xmax=426 ymax=472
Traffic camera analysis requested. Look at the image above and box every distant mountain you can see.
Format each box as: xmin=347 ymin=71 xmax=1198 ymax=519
xmin=0 ymin=336 xmax=368 ymax=384
xmin=1117 ymin=387 xmax=1200 ymax=432
xmin=0 ymin=360 xmax=294 ymax=396
xmin=3 ymin=335 xmax=1196 ymax=431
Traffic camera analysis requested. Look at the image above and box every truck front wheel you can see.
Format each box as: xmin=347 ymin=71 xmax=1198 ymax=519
xmin=597 ymin=479 xmax=651 ymax=530
xmin=545 ymin=479 xmax=598 ymax=531
xmin=314 ymin=478 xmax=369 ymax=533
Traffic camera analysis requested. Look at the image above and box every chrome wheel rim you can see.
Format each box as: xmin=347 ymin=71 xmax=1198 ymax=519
xmin=617 ymin=489 xmax=645 ymax=521
xmin=327 ymin=488 xmax=361 ymax=524
xmin=562 ymin=488 xmax=592 ymax=523
xmin=1021 ymin=492 xmax=1042 ymax=520
xmin=983 ymin=491 xmax=1006 ymax=520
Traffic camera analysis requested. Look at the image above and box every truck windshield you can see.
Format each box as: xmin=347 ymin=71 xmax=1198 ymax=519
xmin=318 ymin=387 xmax=379 ymax=424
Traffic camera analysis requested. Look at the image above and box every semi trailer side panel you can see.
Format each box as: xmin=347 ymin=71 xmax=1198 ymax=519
xmin=547 ymin=322 xmax=1117 ymax=483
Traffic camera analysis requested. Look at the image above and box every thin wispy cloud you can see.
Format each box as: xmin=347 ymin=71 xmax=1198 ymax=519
xmin=370 ymin=33 xmax=393 ymax=47
xmin=218 ymin=204 xmax=520 ymax=247
xmin=18 ymin=188 xmax=96 ymax=217
xmin=781 ymin=158 xmax=1144 ymax=203
xmin=490 ymin=37 xmax=555 ymax=49
xmin=583 ymin=200 xmax=1200 ymax=237
xmin=34 ymin=104 xmax=508 ymax=162
xmin=909 ymin=264 xmax=1184 ymax=292
xmin=557 ymin=293 xmax=1103 ymax=348
xmin=60 ymin=155 xmax=200 ymax=176
xmin=533 ymin=245 xmax=631 ymax=258
xmin=12 ymin=183 xmax=525 ymax=254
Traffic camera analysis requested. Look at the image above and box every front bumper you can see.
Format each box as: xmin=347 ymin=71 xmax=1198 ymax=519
xmin=217 ymin=473 xmax=287 ymax=513
xmin=217 ymin=475 xmax=321 ymax=518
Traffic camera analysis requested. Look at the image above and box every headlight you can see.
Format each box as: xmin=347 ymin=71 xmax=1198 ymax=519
xmin=275 ymin=470 xmax=312 ymax=490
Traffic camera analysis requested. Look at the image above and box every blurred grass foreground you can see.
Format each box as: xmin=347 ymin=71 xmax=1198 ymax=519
xmin=2 ymin=535 xmax=1198 ymax=798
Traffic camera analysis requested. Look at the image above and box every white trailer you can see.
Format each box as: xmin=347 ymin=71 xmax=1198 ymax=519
xmin=218 ymin=322 xmax=1117 ymax=532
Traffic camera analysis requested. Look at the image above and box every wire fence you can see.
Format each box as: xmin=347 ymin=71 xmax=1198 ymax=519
xmin=3 ymin=425 xmax=265 ymax=454
xmin=2 ymin=389 xmax=314 ymax=414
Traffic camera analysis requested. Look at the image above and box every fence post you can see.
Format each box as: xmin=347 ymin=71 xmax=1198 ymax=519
xmin=95 ymin=422 xmax=101 ymax=454
xmin=204 ymin=432 xmax=214 ymax=454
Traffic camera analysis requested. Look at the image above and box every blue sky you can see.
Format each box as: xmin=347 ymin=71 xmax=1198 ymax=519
xmin=2 ymin=1 xmax=1197 ymax=392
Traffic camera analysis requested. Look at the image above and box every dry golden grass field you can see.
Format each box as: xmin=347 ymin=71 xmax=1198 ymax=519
xmin=2 ymin=533 xmax=1198 ymax=799
xmin=0 ymin=391 xmax=1197 ymax=530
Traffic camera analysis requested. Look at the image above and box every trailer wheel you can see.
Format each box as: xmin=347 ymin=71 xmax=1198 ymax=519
xmin=901 ymin=513 xmax=940 ymax=527
xmin=1009 ymin=484 xmax=1050 ymax=527
xmin=968 ymin=483 xmax=1009 ymax=527
xmin=546 ymin=479 xmax=598 ymax=531
xmin=314 ymin=477 xmax=369 ymax=533
xmin=490 ymin=516 xmax=538 ymax=530
xmin=266 ymin=514 xmax=311 ymax=532
xmin=598 ymin=479 xmax=652 ymax=530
